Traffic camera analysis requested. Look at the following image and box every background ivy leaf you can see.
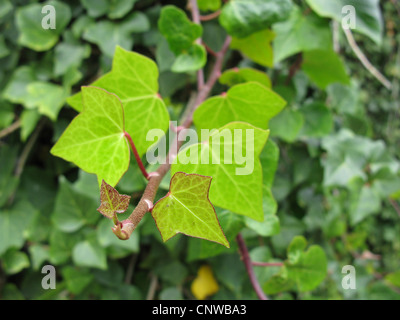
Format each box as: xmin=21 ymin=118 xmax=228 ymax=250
xmin=219 ymin=0 xmax=293 ymax=38
xmin=171 ymin=44 xmax=207 ymax=73
xmin=97 ymin=180 xmax=131 ymax=219
xmin=16 ymin=1 xmax=71 ymax=51
xmin=305 ymin=0 xmax=383 ymax=45
xmin=52 ymin=177 xmax=99 ymax=233
xmin=72 ymin=235 xmax=107 ymax=270
xmin=302 ymin=50 xmax=350 ymax=89
xmin=299 ymin=102 xmax=333 ymax=137
xmin=158 ymin=5 xmax=202 ymax=55
xmin=62 ymin=266 xmax=94 ymax=295
xmin=285 ymin=236 xmax=328 ymax=292
xmin=193 ymin=82 xmax=286 ymax=131
xmin=152 ymin=172 xmax=230 ymax=248
xmin=231 ymin=29 xmax=275 ymax=67
xmin=172 ymin=122 xmax=270 ymax=221
xmin=0 ymin=200 xmax=36 ymax=256
xmin=26 ymin=82 xmax=69 ymax=121
xmin=219 ymin=68 xmax=271 ymax=88
xmin=198 ymin=0 xmax=221 ymax=12
xmin=273 ymin=5 xmax=332 ymax=63
xmin=51 ymin=86 xmax=130 ymax=187
xmin=83 ymin=12 xmax=150 ymax=57
xmin=158 ymin=5 xmax=206 ymax=73
xmin=81 ymin=0 xmax=139 ymax=19
xmin=67 ymin=46 xmax=169 ymax=157
xmin=1 ymin=250 xmax=30 ymax=275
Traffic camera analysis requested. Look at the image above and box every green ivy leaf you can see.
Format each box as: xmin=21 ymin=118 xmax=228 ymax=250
xmin=26 ymin=82 xmax=69 ymax=121
xmin=264 ymin=236 xmax=327 ymax=293
xmin=62 ymin=266 xmax=94 ymax=295
xmin=158 ymin=5 xmax=202 ymax=55
xmin=0 ymin=200 xmax=36 ymax=256
xmin=245 ymin=186 xmax=279 ymax=236
xmin=1 ymin=250 xmax=30 ymax=275
xmin=302 ymin=50 xmax=350 ymax=89
xmin=81 ymin=0 xmax=139 ymax=19
xmin=54 ymin=41 xmax=91 ymax=77
xmin=273 ymin=5 xmax=332 ymax=63
xmin=0 ymin=146 xmax=19 ymax=207
xmin=321 ymin=129 xmax=385 ymax=187
xmin=52 ymin=177 xmax=99 ymax=233
xmin=187 ymin=210 xmax=244 ymax=261
xmin=349 ymin=182 xmax=381 ymax=225
xmin=152 ymin=172 xmax=229 ymax=248
xmin=219 ymin=68 xmax=271 ymax=88
xmin=97 ymin=180 xmax=131 ymax=219
xmin=20 ymin=109 xmax=41 ymax=141
xmin=83 ymin=13 xmax=149 ymax=57
xmin=72 ymin=235 xmax=107 ymax=270
xmin=67 ymin=46 xmax=169 ymax=157
xmin=269 ymin=108 xmax=304 ymax=143
xmin=193 ymin=82 xmax=286 ymax=131
xmin=3 ymin=66 xmax=37 ymax=106
xmin=171 ymin=44 xmax=207 ymax=73
xmin=299 ymin=102 xmax=333 ymax=137
xmin=219 ymin=0 xmax=293 ymax=38
xmin=172 ymin=122 xmax=269 ymax=221
xmin=16 ymin=1 xmax=71 ymax=51
xmin=385 ymin=271 xmax=400 ymax=288
xmin=305 ymin=0 xmax=383 ymax=45
xmin=198 ymin=0 xmax=222 ymax=11
xmin=285 ymin=236 xmax=327 ymax=292
xmin=231 ymin=29 xmax=275 ymax=67
xmin=158 ymin=6 xmax=206 ymax=73
xmin=0 ymin=102 xmax=14 ymax=130
xmin=51 ymin=87 xmax=130 ymax=187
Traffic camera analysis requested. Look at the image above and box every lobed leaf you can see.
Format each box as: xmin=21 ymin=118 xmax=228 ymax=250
xmin=152 ymin=172 xmax=230 ymax=248
xmin=193 ymin=82 xmax=286 ymax=131
xmin=51 ymin=86 xmax=130 ymax=187
xmin=67 ymin=46 xmax=169 ymax=157
xmin=97 ymin=180 xmax=131 ymax=219
xmin=172 ymin=122 xmax=270 ymax=221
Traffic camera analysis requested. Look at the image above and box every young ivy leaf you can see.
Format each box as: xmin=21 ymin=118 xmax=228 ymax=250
xmin=67 ymin=46 xmax=169 ymax=157
xmin=97 ymin=180 xmax=131 ymax=219
xmin=51 ymin=86 xmax=130 ymax=187
xmin=193 ymin=82 xmax=286 ymax=131
xmin=158 ymin=5 xmax=206 ymax=73
xmin=152 ymin=172 xmax=230 ymax=248
xmin=172 ymin=122 xmax=269 ymax=222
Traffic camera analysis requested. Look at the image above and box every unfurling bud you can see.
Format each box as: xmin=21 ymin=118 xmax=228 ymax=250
xmin=112 ymin=219 xmax=135 ymax=240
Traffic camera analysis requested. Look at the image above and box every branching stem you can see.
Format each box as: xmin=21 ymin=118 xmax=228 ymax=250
xmin=236 ymin=233 xmax=268 ymax=300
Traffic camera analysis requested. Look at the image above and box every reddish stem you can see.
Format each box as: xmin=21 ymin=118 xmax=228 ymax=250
xmin=203 ymin=42 xmax=218 ymax=57
xmin=124 ymin=131 xmax=149 ymax=180
xmin=236 ymin=233 xmax=268 ymax=300
xmin=252 ymin=262 xmax=284 ymax=267
xmin=199 ymin=10 xmax=221 ymax=21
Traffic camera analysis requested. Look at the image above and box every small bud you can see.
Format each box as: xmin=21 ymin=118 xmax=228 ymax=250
xmin=112 ymin=220 xmax=135 ymax=240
